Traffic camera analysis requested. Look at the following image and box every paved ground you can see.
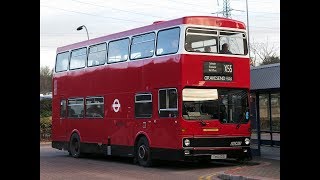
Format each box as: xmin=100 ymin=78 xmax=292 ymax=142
xmin=251 ymin=144 xmax=280 ymax=161
xmin=216 ymin=157 xmax=280 ymax=180
xmin=260 ymin=146 xmax=280 ymax=161
xmin=40 ymin=143 xmax=280 ymax=180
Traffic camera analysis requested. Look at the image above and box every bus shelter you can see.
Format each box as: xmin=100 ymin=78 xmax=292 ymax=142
xmin=249 ymin=63 xmax=280 ymax=156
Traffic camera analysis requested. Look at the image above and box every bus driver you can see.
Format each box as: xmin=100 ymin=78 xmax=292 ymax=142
xmin=220 ymin=43 xmax=232 ymax=54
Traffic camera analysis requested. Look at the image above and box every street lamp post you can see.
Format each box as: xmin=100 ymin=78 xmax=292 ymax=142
xmin=77 ymin=25 xmax=89 ymax=40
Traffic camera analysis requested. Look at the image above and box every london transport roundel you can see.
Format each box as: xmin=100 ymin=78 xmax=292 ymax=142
xmin=112 ymin=99 xmax=121 ymax=112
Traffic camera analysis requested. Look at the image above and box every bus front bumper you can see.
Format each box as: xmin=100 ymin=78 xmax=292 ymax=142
xmin=151 ymin=146 xmax=252 ymax=161
xmin=182 ymin=147 xmax=252 ymax=161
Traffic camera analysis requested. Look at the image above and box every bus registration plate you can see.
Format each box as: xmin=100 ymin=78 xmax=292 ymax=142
xmin=211 ymin=154 xmax=227 ymax=159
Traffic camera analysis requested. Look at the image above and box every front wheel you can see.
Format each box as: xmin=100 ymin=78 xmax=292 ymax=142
xmin=69 ymin=133 xmax=81 ymax=158
xmin=136 ymin=137 xmax=153 ymax=167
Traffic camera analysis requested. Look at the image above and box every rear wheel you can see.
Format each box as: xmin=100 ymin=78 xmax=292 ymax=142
xmin=69 ymin=133 xmax=81 ymax=158
xmin=136 ymin=137 xmax=153 ymax=167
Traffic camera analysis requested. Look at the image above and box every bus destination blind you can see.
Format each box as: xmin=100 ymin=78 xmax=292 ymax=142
xmin=203 ymin=62 xmax=233 ymax=82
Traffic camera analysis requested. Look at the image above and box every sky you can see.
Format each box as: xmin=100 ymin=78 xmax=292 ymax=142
xmin=40 ymin=0 xmax=280 ymax=69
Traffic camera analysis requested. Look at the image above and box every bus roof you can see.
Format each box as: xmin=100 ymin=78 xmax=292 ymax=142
xmin=57 ymin=16 xmax=246 ymax=53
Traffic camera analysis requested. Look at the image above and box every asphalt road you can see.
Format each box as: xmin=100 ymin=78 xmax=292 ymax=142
xmin=40 ymin=144 xmax=256 ymax=180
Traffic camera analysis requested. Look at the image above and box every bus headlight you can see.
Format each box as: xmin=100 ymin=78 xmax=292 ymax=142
xmin=245 ymin=138 xmax=250 ymax=145
xmin=184 ymin=139 xmax=190 ymax=146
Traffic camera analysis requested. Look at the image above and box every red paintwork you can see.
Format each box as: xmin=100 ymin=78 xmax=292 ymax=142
xmin=52 ymin=16 xmax=250 ymax=152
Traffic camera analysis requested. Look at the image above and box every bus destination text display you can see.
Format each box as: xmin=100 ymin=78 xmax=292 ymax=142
xmin=203 ymin=62 xmax=233 ymax=82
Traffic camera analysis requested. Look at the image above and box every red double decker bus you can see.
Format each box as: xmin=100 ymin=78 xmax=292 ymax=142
xmin=52 ymin=16 xmax=251 ymax=166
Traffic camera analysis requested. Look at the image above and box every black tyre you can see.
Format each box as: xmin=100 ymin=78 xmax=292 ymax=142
xmin=136 ymin=137 xmax=153 ymax=167
xmin=237 ymin=149 xmax=252 ymax=162
xmin=69 ymin=133 xmax=81 ymax=158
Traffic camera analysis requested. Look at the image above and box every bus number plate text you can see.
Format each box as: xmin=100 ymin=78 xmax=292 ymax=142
xmin=211 ymin=154 xmax=227 ymax=159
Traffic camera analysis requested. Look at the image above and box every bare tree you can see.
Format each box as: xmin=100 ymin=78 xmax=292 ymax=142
xmin=260 ymin=55 xmax=280 ymax=65
xmin=250 ymin=39 xmax=280 ymax=66
xmin=40 ymin=66 xmax=53 ymax=94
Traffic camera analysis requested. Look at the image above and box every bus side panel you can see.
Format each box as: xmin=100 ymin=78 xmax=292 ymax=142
xmin=52 ymin=73 xmax=68 ymax=142
xmin=51 ymin=97 xmax=65 ymax=141
xmin=104 ymin=92 xmax=135 ymax=157
xmin=127 ymin=59 xmax=152 ymax=148
xmin=85 ymin=66 xmax=110 ymax=144
xmin=144 ymin=55 xmax=181 ymax=89
xmin=143 ymin=55 xmax=182 ymax=150
xmin=127 ymin=60 xmax=143 ymax=94
xmin=64 ymin=69 xmax=104 ymax=143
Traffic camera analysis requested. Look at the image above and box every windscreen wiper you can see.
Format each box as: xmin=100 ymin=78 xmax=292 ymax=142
xmin=187 ymin=111 xmax=206 ymax=126
xmin=188 ymin=115 xmax=206 ymax=126
xmin=199 ymin=118 xmax=206 ymax=126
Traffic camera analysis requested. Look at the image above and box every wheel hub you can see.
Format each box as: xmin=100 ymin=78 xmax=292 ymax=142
xmin=138 ymin=145 xmax=146 ymax=159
